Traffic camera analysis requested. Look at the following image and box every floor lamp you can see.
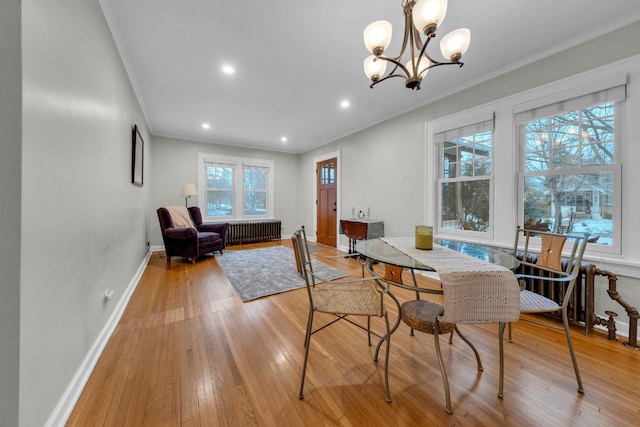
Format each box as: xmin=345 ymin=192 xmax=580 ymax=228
xmin=181 ymin=184 xmax=198 ymax=208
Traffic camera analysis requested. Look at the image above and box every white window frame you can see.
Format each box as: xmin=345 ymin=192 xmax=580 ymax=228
xmin=514 ymin=78 xmax=625 ymax=255
xmin=197 ymin=152 xmax=274 ymax=222
xmin=428 ymin=111 xmax=496 ymax=241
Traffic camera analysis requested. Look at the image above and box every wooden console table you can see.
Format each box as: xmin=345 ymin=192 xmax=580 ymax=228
xmin=339 ymin=219 xmax=384 ymax=253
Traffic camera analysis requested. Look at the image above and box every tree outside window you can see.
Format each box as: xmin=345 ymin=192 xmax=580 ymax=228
xmin=206 ymin=164 xmax=234 ymax=217
xmin=437 ymin=122 xmax=493 ymax=233
xmin=199 ymin=154 xmax=274 ymax=221
xmin=519 ymin=102 xmax=616 ymax=245
xmin=244 ymin=166 xmax=268 ymax=216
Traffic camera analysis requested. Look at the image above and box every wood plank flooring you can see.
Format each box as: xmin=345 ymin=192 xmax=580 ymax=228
xmin=67 ymin=241 xmax=640 ymax=426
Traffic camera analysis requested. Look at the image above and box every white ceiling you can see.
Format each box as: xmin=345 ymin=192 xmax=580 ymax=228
xmin=100 ymin=0 xmax=640 ymax=154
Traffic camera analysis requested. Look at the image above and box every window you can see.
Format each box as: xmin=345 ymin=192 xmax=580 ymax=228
xmin=319 ymin=161 xmax=335 ymax=184
xmin=516 ymin=83 xmax=625 ymax=248
xmin=243 ymin=165 xmax=268 ymax=216
xmin=205 ymin=162 xmax=234 ymax=217
xmin=198 ymin=153 xmax=274 ymax=221
xmin=435 ymin=115 xmax=495 ymax=234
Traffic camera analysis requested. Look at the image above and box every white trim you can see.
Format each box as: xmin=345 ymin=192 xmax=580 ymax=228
xmin=197 ymin=152 xmax=275 ymax=221
xmin=429 ymin=111 xmax=496 ymax=240
xmin=45 ymin=250 xmax=152 ymax=427
xmin=513 ymin=73 xmax=628 ymax=116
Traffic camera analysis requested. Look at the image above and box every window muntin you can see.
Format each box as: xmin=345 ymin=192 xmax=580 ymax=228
xmin=519 ymin=101 xmax=618 ymax=246
xmin=319 ymin=161 xmax=335 ymax=184
xmin=436 ymin=118 xmax=494 ymax=234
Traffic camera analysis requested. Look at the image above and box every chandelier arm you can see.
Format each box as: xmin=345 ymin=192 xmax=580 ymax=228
xmin=370 ymin=73 xmax=407 ymax=89
xmin=376 ymin=55 xmax=411 ymax=79
xmin=419 ymin=60 xmax=465 ymax=78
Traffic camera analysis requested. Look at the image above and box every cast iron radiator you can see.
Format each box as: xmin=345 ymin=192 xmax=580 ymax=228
xmin=515 ymin=255 xmax=596 ymax=334
xmin=227 ymin=220 xmax=281 ymax=245
xmin=515 ymin=254 xmax=639 ymax=348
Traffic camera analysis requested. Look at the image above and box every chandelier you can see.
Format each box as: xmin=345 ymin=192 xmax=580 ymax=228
xmin=363 ymin=0 xmax=471 ymax=90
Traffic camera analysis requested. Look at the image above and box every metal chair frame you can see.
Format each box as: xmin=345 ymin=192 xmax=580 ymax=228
xmin=504 ymin=225 xmax=590 ymax=396
xmin=375 ymin=263 xmax=483 ymax=414
xmin=293 ymin=226 xmax=393 ymax=402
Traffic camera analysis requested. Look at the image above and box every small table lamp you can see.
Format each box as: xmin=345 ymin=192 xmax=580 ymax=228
xmin=180 ymin=184 xmax=198 ymax=207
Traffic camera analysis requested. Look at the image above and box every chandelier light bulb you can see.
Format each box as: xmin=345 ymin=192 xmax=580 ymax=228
xmin=364 ymin=55 xmax=388 ymax=81
xmin=440 ymin=28 xmax=471 ymax=61
xmin=412 ymin=0 xmax=448 ymax=35
xmin=363 ymin=20 xmax=392 ymax=56
xmin=405 ymin=56 xmax=430 ymax=79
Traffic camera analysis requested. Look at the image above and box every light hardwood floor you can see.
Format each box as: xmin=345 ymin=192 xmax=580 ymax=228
xmin=67 ymin=241 xmax=640 ymax=426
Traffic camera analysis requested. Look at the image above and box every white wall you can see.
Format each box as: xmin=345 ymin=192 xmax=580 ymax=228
xmin=301 ymin=20 xmax=640 ymax=336
xmin=0 ymin=1 xmax=22 ymax=425
xmin=20 ymin=0 xmax=151 ymax=426
xmin=150 ymin=136 xmax=301 ymax=246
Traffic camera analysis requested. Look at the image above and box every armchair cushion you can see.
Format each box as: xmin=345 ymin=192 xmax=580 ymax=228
xmin=164 ymin=205 xmax=195 ymax=228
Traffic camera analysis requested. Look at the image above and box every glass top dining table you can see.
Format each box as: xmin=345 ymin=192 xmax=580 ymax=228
xmin=355 ymin=238 xmax=520 ymax=273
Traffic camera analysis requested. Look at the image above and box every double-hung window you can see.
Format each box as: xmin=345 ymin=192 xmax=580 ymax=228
xmin=515 ymin=82 xmax=625 ymax=250
xmin=198 ymin=153 xmax=274 ymax=221
xmin=435 ymin=115 xmax=495 ymax=235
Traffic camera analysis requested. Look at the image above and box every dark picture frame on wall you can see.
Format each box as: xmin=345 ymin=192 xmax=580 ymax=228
xmin=132 ymin=124 xmax=143 ymax=186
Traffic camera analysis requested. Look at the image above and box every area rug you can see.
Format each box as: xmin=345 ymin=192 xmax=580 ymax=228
xmin=217 ymin=246 xmax=349 ymax=302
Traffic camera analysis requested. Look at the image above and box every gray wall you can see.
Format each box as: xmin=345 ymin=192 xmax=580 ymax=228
xmin=150 ymin=136 xmax=301 ymax=245
xmin=0 ymin=1 xmax=22 ymax=425
xmin=19 ymin=0 xmax=151 ymax=426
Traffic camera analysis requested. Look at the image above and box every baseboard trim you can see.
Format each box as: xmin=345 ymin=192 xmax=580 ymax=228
xmin=45 ymin=250 xmax=152 ymax=427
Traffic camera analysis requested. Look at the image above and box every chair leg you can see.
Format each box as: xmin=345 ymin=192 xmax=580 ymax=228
xmin=453 ymin=326 xmax=483 ymax=371
xmin=498 ymin=322 xmax=506 ymax=399
xmin=367 ymin=316 xmax=372 ymax=346
xmin=299 ymin=311 xmax=314 ymax=399
xmin=563 ymin=310 xmax=585 ymax=393
xmin=383 ymin=312 xmax=392 ymax=403
xmin=507 ymin=322 xmax=513 ymax=343
xmin=303 ymin=309 xmax=313 ymax=348
xmin=433 ymin=324 xmax=453 ymax=414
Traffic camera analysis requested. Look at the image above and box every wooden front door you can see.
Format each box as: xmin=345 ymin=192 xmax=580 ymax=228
xmin=316 ymin=157 xmax=337 ymax=247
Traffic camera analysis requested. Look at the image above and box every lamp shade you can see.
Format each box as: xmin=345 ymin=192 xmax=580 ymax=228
xmin=363 ymin=20 xmax=392 ymax=55
xmin=440 ymin=27 xmax=471 ymax=61
xmin=364 ymin=55 xmax=387 ymax=80
xmin=180 ymin=184 xmax=198 ymax=197
xmin=412 ymin=0 xmax=448 ymax=34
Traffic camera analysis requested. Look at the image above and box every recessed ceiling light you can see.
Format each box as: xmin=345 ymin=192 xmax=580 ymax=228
xmin=340 ymin=100 xmax=350 ymax=108
xmin=222 ymin=65 xmax=235 ymax=74
xmin=281 ymin=136 xmax=288 ymax=143
xmin=202 ymin=123 xmax=211 ymax=129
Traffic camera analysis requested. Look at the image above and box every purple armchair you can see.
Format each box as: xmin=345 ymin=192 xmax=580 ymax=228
xmin=157 ymin=206 xmax=229 ymax=263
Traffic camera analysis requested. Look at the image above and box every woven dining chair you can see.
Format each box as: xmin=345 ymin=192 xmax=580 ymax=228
xmin=293 ymin=226 xmax=393 ymax=402
xmin=506 ymin=225 xmax=590 ymax=395
xmin=378 ymin=263 xmax=483 ymax=414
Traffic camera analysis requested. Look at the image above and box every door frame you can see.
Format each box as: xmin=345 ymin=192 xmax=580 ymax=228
xmin=312 ymin=150 xmax=341 ymax=246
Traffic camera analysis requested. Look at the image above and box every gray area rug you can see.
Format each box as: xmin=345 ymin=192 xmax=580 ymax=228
xmin=217 ymin=246 xmax=348 ymax=302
